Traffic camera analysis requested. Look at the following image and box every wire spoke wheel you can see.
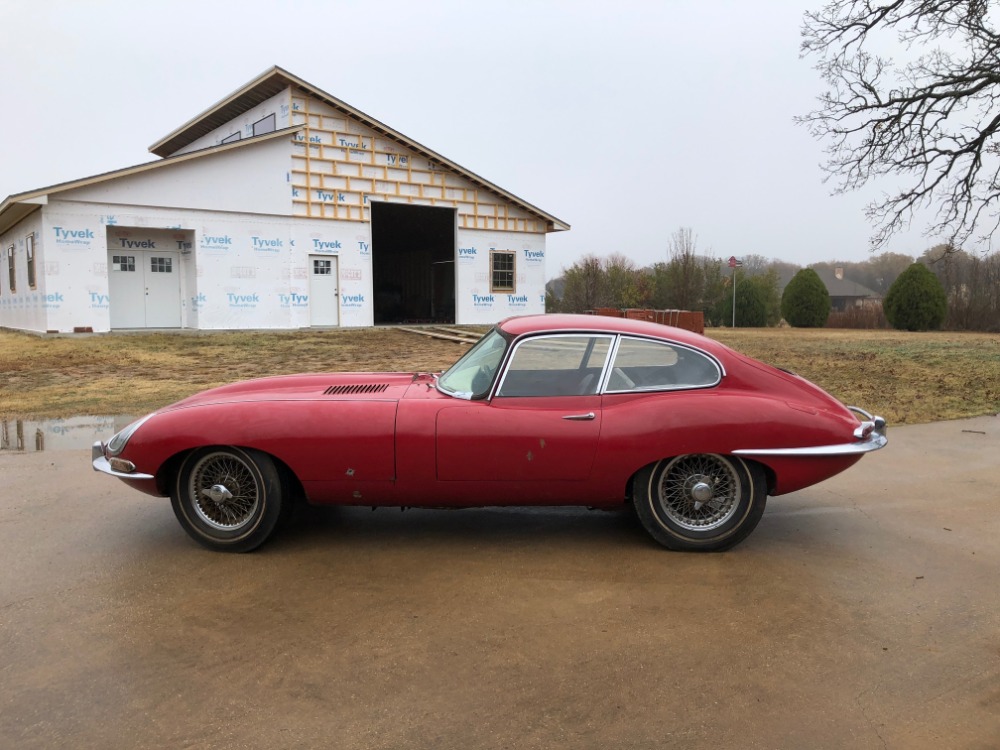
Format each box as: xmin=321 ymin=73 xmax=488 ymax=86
xmin=189 ymin=452 xmax=260 ymax=531
xmin=632 ymin=454 xmax=767 ymax=552
xmin=657 ymin=454 xmax=741 ymax=532
xmin=171 ymin=446 xmax=285 ymax=552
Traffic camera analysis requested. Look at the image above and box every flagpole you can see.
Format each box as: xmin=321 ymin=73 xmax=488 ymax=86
xmin=727 ymin=256 xmax=741 ymax=327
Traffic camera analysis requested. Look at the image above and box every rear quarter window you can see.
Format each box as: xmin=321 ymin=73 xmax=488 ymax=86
xmin=607 ymin=337 xmax=721 ymax=392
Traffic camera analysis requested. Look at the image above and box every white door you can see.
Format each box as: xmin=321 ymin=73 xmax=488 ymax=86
xmin=144 ymin=253 xmax=181 ymax=327
xmin=107 ymin=250 xmax=181 ymax=328
xmin=108 ymin=253 xmax=145 ymax=328
xmin=309 ymin=255 xmax=339 ymax=326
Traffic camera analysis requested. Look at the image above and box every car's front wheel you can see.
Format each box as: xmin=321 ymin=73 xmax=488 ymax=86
xmin=170 ymin=446 xmax=284 ymax=552
xmin=632 ymin=454 xmax=767 ymax=551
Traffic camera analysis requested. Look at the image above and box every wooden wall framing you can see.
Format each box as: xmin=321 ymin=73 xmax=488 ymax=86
xmin=290 ymin=96 xmax=543 ymax=232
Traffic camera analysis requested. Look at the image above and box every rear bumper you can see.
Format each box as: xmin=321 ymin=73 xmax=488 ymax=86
xmin=734 ymin=408 xmax=887 ymax=458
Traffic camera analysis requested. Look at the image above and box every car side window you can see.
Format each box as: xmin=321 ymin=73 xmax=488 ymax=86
xmin=607 ymin=337 xmax=720 ymax=392
xmin=496 ymin=335 xmax=612 ymax=397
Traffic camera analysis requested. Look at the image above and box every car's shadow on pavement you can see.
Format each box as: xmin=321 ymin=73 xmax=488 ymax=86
xmin=268 ymin=502 xmax=655 ymax=554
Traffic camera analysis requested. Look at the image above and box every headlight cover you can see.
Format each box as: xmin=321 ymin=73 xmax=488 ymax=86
xmin=106 ymin=413 xmax=156 ymax=456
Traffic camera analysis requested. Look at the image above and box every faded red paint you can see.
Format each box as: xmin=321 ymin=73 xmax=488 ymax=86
xmin=103 ymin=314 xmax=878 ymax=507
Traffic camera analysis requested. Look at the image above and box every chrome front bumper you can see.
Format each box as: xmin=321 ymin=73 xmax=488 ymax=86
xmin=734 ymin=407 xmax=887 ymax=458
xmin=92 ymin=441 xmax=155 ymax=480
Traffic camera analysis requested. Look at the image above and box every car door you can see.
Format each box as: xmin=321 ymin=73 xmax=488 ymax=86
xmin=436 ymin=334 xmax=612 ymax=482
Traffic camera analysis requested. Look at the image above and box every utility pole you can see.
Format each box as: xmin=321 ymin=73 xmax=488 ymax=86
xmin=728 ymin=256 xmax=743 ymax=327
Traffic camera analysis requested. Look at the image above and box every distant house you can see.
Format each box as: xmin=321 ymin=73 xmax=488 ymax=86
xmin=813 ymin=267 xmax=880 ymax=311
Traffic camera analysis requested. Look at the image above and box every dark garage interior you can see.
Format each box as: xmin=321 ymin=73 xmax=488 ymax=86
xmin=371 ymin=202 xmax=456 ymax=324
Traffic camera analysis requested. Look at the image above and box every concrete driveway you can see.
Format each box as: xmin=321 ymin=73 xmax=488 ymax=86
xmin=1 ymin=416 xmax=998 ymax=749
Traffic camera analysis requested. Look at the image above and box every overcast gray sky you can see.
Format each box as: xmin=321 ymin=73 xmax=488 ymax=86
xmin=0 ymin=0 xmax=935 ymax=276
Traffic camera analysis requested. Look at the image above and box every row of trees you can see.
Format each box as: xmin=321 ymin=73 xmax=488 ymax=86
xmin=793 ymin=0 xmax=1000 ymax=330
xmin=782 ymin=262 xmax=952 ymax=331
xmin=552 ymin=3 xmax=1000 ymax=330
xmin=547 ymin=229 xmax=1000 ymax=331
xmin=924 ymin=246 xmax=1000 ymax=331
xmin=551 ymin=229 xmax=784 ymax=327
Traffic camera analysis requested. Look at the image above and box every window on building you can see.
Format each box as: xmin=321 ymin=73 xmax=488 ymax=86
xmin=221 ymin=131 xmax=241 ymax=144
xmin=26 ymin=233 xmax=36 ymax=289
xmin=111 ymin=255 xmax=135 ymax=272
xmin=7 ymin=245 xmax=14 ymax=293
xmin=490 ymin=250 xmax=515 ymax=293
xmin=150 ymin=257 xmax=172 ymax=273
xmin=252 ymin=113 xmax=276 ymax=137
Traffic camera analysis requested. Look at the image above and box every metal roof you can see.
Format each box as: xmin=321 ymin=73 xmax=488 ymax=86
xmin=148 ymin=65 xmax=569 ymax=232
xmin=0 ymin=128 xmax=301 ymax=236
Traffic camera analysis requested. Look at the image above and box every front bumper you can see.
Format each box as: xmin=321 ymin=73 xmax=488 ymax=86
xmin=734 ymin=407 xmax=887 ymax=458
xmin=92 ymin=441 xmax=155 ymax=480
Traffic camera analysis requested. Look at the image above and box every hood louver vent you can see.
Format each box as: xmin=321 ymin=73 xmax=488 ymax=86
xmin=323 ymin=383 xmax=390 ymax=395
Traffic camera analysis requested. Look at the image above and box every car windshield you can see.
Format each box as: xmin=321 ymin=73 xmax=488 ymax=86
xmin=437 ymin=328 xmax=508 ymax=399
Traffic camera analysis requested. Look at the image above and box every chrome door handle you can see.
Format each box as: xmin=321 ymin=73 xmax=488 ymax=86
xmin=562 ymin=412 xmax=596 ymax=421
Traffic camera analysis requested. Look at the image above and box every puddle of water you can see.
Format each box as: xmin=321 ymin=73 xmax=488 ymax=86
xmin=0 ymin=416 xmax=136 ymax=453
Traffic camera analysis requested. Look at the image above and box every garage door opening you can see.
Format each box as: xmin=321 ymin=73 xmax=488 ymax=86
xmin=371 ymin=202 xmax=455 ymax=324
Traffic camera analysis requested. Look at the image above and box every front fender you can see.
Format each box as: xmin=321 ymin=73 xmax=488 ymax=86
xmin=117 ymin=399 xmax=398 ymax=487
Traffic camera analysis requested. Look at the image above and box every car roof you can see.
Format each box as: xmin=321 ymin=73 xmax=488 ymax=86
xmin=497 ymin=314 xmax=725 ymax=353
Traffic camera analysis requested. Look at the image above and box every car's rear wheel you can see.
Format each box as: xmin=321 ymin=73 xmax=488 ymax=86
xmin=632 ymin=454 xmax=767 ymax=551
xmin=170 ymin=446 xmax=284 ymax=552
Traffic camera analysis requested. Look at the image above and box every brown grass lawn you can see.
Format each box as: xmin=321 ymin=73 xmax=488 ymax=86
xmin=1 ymin=326 xmax=997 ymax=425
xmin=710 ymin=328 xmax=1000 ymax=426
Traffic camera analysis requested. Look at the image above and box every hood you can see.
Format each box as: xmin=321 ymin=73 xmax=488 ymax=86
xmin=163 ymin=372 xmax=416 ymax=411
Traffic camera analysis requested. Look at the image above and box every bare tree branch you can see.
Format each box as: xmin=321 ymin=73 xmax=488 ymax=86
xmin=799 ymin=0 xmax=1000 ymax=250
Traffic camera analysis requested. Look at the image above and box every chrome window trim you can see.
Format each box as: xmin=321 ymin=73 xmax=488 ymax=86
xmin=491 ymin=332 xmax=616 ymax=400
xmin=596 ymin=335 xmax=624 ymax=394
xmin=601 ymin=335 xmax=724 ymax=395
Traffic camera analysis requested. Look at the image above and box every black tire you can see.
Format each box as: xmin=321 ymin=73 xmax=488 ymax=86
xmin=632 ymin=454 xmax=767 ymax=552
xmin=170 ymin=446 xmax=284 ymax=552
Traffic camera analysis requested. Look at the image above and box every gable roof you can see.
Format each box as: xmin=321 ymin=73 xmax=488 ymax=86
xmin=0 ymin=127 xmax=301 ymax=236
xmin=813 ymin=268 xmax=880 ymax=299
xmin=149 ymin=65 xmax=569 ymax=232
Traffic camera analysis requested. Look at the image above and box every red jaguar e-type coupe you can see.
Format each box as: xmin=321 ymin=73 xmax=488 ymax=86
xmin=93 ymin=314 xmax=886 ymax=553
